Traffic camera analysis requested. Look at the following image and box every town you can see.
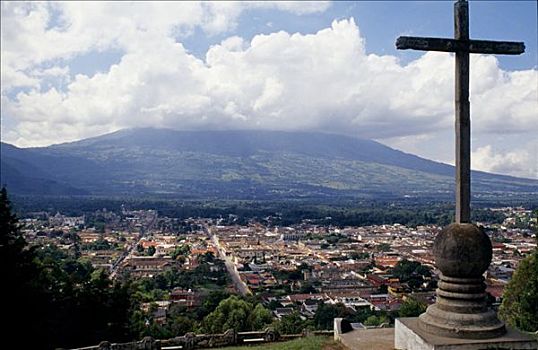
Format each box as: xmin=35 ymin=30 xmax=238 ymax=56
xmin=19 ymin=205 xmax=537 ymax=333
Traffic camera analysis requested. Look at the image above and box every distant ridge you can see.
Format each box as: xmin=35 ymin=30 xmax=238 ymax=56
xmin=2 ymin=128 xmax=537 ymax=199
xmin=0 ymin=143 xmax=88 ymax=195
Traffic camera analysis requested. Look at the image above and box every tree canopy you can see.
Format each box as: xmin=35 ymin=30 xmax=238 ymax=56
xmin=201 ymin=296 xmax=272 ymax=333
xmin=274 ymin=312 xmax=310 ymax=334
xmin=0 ymin=188 xmax=133 ymax=349
xmin=499 ymin=249 xmax=538 ymax=332
xmin=391 ymin=259 xmax=431 ymax=289
xmin=398 ymin=298 xmax=427 ymax=318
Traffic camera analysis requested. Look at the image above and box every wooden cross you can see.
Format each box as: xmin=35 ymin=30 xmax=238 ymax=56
xmin=396 ymin=0 xmax=524 ymax=223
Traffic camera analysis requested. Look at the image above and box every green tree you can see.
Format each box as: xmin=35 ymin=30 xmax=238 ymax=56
xmin=398 ymin=298 xmax=427 ymax=318
xmin=0 ymin=188 xmax=134 ymax=349
xmin=202 ymin=296 xmax=253 ymax=333
xmin=201 ymin=296 xmax=273 ymax=333
xmin=168 ymin=315 xmax=195 ymax=336
xmin=391 ymin=259 xmax=431 ymax=290
xmin=499 ymin=250 xmax=538 ymax=332
xmin=378 ymin=243 xmax=391 ymax=252
xmin=364 ymin=314 xmax=389 ymax=327
xmin=1 ymin=188 xmax=42 ymax=344
xmin=147 ymin=245 xmax=156 ymax=256
xmin=197 ymin=251 xmax=215 ymax=264
xmin=313 ymin=303 xmax=352 ymax=330
xmin=172 ymin=244 xmax=190 ymax=260
xmin=94 ymin=221 xmax=106 ymax=233
xmin=0 ymin=188 xmax=29 ymax=264
xmin=267 ymin=299 xmax=282 ymax=310
xmin=248 ymin=304 xmax=273 ymax=331
xmin=299 ymin=281 xmax=317 ymax=294
xmin=274 ymin=311 xmax=308 ymax=334
xmin=196 ymin=290 xmax=231 ymax=319
xmin=349 ymin=252 xmax=370 ymax=260
xmin=83 ymin=237 xmax=114 ymax=250
xmin=166 ymin=303 xmax=196 ymax=336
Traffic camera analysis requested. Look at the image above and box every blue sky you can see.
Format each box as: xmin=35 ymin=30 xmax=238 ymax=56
xmin=62 ymin=1 xmax=538 ymax=77
xmin=181 ymin=1 xmax=537 ymax=70
xmin=1 ymin=1 xmax=537 ymax=178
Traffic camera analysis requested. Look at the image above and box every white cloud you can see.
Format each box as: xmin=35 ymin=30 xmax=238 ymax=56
xmin=472 ymin=145 xmax=538 ymax=179
xmin=1 ymin=2 xmax=537 ymax=179
xmin=0 ymin=1 xmax=330 ymax=91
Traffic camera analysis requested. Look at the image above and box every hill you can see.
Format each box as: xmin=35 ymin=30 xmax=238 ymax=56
xmin=1 ymin=128 xmax=537 ymax=200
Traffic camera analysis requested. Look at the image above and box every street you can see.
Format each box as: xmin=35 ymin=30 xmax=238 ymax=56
xmin=211 ymin=231 xmax=251 ymax=296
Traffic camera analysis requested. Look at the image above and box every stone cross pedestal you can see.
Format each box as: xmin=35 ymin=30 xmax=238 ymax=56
xmin=418 ymin=223 xmax=503 ymax=338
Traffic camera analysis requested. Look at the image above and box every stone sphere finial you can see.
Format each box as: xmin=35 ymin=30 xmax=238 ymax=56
xmin=419 ymin=222 xmax=505 ymax=339
xmin=433 ymin=223 xmax=492 ymax=278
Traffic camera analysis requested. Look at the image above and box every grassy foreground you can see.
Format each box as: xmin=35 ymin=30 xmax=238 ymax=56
xmin=215 ymin=336 xmax=347 ymax=350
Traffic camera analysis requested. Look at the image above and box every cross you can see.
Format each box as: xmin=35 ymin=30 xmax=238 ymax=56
xmin=396 ymin=0 xmax=524 ymax=223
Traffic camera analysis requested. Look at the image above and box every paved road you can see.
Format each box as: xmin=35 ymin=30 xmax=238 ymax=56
xmin=110 ymin=237 xmax=139 ymax=279
xmin=110 ymin=211 xmax=157 ymax=279
xmin=211 ymin=232 xmax=251 ymax=296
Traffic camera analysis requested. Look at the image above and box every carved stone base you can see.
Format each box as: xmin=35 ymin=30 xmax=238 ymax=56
xmin=419 ymin=274 xmax=505 ymax=339
xmin=418 ymin=223 xmax=507 ymax=340
xmin=395 ymin=318 xmax=538 ymax=350
xmin=419 ymin=304 xmax=505 ymax=339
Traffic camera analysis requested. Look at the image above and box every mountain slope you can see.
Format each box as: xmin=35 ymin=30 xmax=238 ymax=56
xmin=2 ymin=128 xmax=537 ymax=199
xmin=1 ymin=143 xmax=88 ymax=195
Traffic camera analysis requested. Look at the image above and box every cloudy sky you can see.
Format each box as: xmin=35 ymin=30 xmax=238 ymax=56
xmin=1 ymin=1 xmax=537 ymax=178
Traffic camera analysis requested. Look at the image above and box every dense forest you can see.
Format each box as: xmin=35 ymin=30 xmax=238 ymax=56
xmin=10 ymin=195 xmax=513 ymax=228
